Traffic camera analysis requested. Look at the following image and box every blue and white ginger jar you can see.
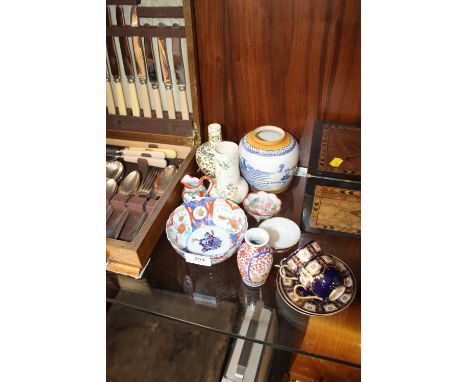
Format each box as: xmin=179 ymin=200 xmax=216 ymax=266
xmin=239 ymin=126 xmax=299 ymax=193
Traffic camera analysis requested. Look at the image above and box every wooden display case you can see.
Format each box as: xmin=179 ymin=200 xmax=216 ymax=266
xmin=106 ymin=0 xmax=202 ymax=277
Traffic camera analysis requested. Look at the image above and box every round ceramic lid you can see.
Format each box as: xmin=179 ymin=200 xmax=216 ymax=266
xmin=259 ymin=217 xmax=301 ymax=249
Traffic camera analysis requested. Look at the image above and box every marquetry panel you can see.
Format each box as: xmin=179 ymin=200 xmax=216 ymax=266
xmin=309 ymin=185 xmax=361 ymax=235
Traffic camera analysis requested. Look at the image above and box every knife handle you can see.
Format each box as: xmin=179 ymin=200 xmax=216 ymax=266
xmin=128 ymin=81 xmax=140 ymax=117
xmin=106 ymin=80 xmax=116 ymax=115
xmin=128 ymin=147 xmax=177 ymax=159
xmin=122 ymin=154 xmax=167 ymax=168
xmin=179 ymin=88 xmax=190 ymax=120
xmin=139 ymin=82 xmax=152 ymax=118
xmin=153 ymin=87 xmax=164 ymax=118
xmin=114 ymin=81 xmax=127 ymax=116
xmin=122 ymin=149 xmax=165 ymax=159
xmin=166 ymin=88 xmax=176 ymax=119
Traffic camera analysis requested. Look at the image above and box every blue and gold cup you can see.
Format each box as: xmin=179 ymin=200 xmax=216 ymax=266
xmin=279 ymin=257 xmax=346 ymax=302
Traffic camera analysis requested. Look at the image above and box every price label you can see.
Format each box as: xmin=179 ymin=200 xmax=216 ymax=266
xmin=329 ymin=157 xmax=344 ymax=167
xmin=185 ymin=253 xmax=212 ymax=266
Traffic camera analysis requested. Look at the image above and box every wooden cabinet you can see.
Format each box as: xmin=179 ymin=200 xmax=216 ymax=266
xmin=193 ymin=0 xmax=360 ymax=167
xmin=289 ymin=301 xmax=361 ymax=381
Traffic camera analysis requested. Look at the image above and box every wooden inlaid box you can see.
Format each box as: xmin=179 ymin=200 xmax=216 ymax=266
xmin=106 ymin=0 xmax=202 ymax=277
xmin=301 ymin=121 xmax=361 ymax=238
xmin=309 ymin=121 xmax=360 ymax=181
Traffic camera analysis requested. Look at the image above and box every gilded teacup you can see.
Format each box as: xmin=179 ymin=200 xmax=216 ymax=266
xmin=279 ymin=257 xmax=346 ymax=302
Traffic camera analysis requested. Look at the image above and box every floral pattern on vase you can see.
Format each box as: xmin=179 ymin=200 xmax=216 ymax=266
xmin=237 ymin=228 xmax=273 ymax=287
xmin=209 ymin=141 xmax=249 ymax=204
xmin=196 ymin=123 xmax=222 ymax=177
xmin=239 ymin=126 xmax=299 ymax=193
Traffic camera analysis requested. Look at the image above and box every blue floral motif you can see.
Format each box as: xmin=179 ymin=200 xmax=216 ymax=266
xmin=240 ymin=157 xmax=296 ymax=190
xmin=198 ymin=231 xmax=222 ymax=252
xmin=281 ymin=173 xmax=291 ymax=181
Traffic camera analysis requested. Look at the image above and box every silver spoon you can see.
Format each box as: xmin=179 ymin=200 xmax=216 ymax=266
xmin=106 ymin=178 xmax=118 ymax=195
xmin=152 ymin=165 xmax=178 ymax=198
xmin=106 ymin=160 xmax=124 ymax=182
xmin=106 ymin=171 xmax=140 ymax=239
xmin=118 ymin=170 xmax=141 ymax=196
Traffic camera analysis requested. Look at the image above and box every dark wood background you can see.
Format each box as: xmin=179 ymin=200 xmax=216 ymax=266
xmin=193 ymin=0 xmax=360 ymax=166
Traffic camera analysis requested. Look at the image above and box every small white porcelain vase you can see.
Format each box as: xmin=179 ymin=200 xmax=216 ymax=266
xmin=196 ymin=123 xmax=222 ymax=177
xmin=209 ymin=141 xmax=249 ymax=204
xmin=237 ymin=228 xmax=273 ymax=287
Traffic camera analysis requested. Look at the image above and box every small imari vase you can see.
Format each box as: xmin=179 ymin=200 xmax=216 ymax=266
xmin=239 ymin=126 xmax=299 ymax=193
xmin=210 ymin=141 xmax=249 ymax=204
xmin=196 ymin=123 xmax=222 ymax=177
xmin=237 ymin=228 xmax=273 ymax=287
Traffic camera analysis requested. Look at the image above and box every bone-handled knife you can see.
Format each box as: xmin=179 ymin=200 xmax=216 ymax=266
xmin=116 ymin=5 xmax=140 ymax=117
xmin=106 ymin=65 xmax=116 ymax=115
xmin=120 ymin=155 xmax=167 ymax=168
xmin=130 ymin=7 xmax=151 ymax=118
xmin=106 ymin=147 xmax=166 ymax=159
xmin=106 ymin=145 xmax=177 ymax=158
xmin=172 ymin=25 xmax=190 ymax=120
xmin=157 ymin=24 xmax=176 ymax=119
xmin=144 ymin=24 xmax=164 ymax=118
xmin=106 ymin=7 xmax=127 ymax=115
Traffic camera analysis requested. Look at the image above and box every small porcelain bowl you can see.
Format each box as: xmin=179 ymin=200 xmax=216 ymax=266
xmin=242 ymin=191 xmax=282 ymax=222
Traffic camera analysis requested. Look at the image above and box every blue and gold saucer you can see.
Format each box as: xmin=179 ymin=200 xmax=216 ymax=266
xmin=276 ymin=241 xmax=356 ymax=317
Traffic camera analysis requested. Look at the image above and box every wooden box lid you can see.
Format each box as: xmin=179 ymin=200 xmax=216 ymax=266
xmin=308 ymin=121 xmax=361 ymax=181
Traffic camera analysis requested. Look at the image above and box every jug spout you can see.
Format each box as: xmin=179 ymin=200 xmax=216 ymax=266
xmin=181 ymin=175 xmax=201 ymax=188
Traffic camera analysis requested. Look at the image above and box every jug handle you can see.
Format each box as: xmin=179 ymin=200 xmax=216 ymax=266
xmin=200 ymin=176 xmax=214 ymax=194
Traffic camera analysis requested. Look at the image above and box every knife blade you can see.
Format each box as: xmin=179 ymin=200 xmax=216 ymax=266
xmin=116 ymin=5 xmax=140 ymax=117
xmin=106 ymin=65 xmax=116 ymax=115
xmin=106 ymin=6 xmax=127 ymax=116
xmin=130 ymin=7 xmax=151 ymax=118
xmin=144 ymin=23 xmax=164 ymax=118
xmin=172 ymin=25 xmax=189 ymax=120
xmin=157 ymin=24 xmax=176 ymax=119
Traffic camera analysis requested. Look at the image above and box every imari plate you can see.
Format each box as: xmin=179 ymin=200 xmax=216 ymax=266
xmin=166 ymin=197 xmax=248 ymax=264
xmin=276 ymin=243 xmax=356 ymax=316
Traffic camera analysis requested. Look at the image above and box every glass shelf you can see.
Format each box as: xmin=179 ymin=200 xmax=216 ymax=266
xmin=107 ymin=184 xmax=361 ymax=370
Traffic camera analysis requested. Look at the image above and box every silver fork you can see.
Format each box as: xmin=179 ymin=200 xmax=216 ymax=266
xmin=135 ymin=167 xmax=159 ymax=197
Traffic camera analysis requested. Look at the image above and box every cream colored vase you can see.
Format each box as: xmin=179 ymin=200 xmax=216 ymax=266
xmin=209 ymin=141 xmax=249 ymax=204
xmin=196 ymin=123 xmax=222 ymax=177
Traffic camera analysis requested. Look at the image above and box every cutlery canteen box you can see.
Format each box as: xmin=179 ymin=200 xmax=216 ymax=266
xmin=106 ymin=0 xmax=203 ymax=277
